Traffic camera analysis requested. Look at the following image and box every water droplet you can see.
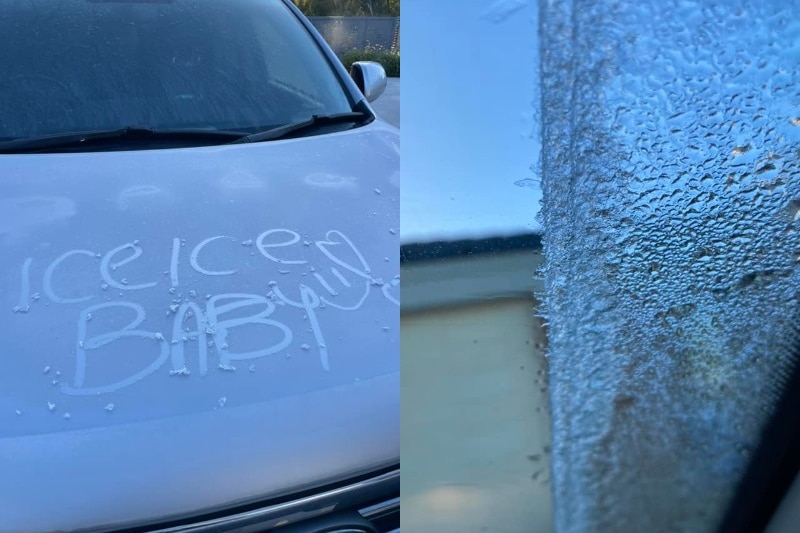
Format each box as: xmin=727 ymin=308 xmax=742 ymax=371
xmin=732 ymin=144 xmax=751 ymax=156
xmin=515 ymin=177 xmax=541 ymax=189
xmin=756 ymin=163 xmax=776 ymax=174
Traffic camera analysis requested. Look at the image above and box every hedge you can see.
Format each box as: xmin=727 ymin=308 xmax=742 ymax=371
xmin=340 ymin=48 xmax=400 ymax=77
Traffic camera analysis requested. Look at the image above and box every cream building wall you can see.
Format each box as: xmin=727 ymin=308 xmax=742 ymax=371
xmin=400 ymin=242 xmax=552 ymax=532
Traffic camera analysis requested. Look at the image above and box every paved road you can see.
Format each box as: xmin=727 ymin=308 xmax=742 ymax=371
xmin=370 ymin=77 xmax=399 ymax=128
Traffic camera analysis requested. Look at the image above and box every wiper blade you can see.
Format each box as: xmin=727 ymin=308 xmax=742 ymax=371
xmin=230 ymin=112 xmax=371 ymax=144
xmin=0 ymin=127 xmax=248 ymax=153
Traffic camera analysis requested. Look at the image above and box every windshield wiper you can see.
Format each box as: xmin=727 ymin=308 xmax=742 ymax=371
xmin=229 ymin=112 xmax=371 ymax=144
xmin=0 ymin=127 xmax=248 ymax=153
xmin=0 ymin=113 xmax=372 ymax=153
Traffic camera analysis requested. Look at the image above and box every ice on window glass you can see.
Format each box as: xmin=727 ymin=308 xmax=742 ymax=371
xmin=539 ymin=0 xmax=800 ymax=530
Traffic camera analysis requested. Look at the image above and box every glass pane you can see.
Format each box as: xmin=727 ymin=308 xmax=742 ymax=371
xmin=401 ymin=0 xmax=551 ymax=531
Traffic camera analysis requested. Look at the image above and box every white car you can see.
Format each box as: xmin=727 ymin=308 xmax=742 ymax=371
xmin=0 ymin=1 xmax=399 ymax=531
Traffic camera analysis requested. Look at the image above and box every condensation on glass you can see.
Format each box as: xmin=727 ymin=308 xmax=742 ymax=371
xmin=539 ymin=0 xmax=800 ymax=531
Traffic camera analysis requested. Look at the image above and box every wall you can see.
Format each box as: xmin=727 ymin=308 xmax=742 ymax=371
xmin=400 ymin=242 xmax=552 ymax=532
xmin=308 ymin=16 xmax=399 ymax=55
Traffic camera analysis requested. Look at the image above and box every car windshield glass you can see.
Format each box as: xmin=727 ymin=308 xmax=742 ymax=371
xmin=0 ymin=0 xmax=354 ymax=141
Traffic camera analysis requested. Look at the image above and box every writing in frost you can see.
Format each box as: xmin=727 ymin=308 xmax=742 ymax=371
xmin=11 ymin=229 xmax=399 ymax=395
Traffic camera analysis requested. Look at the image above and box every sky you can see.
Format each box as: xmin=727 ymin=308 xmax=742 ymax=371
xmin=400 ymin=0 xmax=542 ymax=244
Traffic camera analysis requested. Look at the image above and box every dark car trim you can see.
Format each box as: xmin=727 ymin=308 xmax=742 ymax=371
xmin=137 ymin=468 xmax=400 ymax=533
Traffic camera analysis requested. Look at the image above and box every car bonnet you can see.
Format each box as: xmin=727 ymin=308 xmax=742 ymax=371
xmin=0 ymin=122 xmax=400 ymax=532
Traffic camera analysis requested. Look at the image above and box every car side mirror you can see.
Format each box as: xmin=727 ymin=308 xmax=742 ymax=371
xmin=350 ymin=61 xmax=387 ymax=103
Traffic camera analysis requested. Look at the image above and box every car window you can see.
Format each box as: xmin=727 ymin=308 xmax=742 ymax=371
xmin=403 ymin=0 xmax=799 ymax=532
xmin=0 ymin=0 xmax=353 ymax=140
xmin=536 ymin=1 xmax=800 ymax=532
xmin=401 ymin=1 xmax=550 ymax=532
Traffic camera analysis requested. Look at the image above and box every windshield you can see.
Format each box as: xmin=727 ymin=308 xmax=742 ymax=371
xmin=0 ymin=0 xmax=354 ymax=141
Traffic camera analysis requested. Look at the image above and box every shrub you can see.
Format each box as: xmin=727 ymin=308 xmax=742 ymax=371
xmin=340 ymin=47 xmax=400 ymax=77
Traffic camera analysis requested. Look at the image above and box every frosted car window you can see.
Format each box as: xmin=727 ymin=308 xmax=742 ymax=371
xmin=539 ymin=0 xmax=800 ymax=531
xmin=0 ymin=0 xmax=352 ymax=139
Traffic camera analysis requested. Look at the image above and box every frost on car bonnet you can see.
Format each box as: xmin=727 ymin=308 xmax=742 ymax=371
xmin=539 ymin=0 xmax=800 ymax=531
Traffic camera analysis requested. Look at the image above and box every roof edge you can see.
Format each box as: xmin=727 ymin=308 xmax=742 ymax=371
xmin=400 ymin=232 xmax=543 ymax=263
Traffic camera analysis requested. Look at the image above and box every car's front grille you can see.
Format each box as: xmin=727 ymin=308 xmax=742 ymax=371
xmin=139 ymin=467 xmax=400 ymax=533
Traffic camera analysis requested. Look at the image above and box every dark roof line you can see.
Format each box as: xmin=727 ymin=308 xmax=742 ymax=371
xmin=400 ymin=232 xmax=543 ymax=263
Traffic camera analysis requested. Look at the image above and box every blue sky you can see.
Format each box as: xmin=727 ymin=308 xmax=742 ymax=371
xmin=400 ymin=0 xmax=542 ymax=244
